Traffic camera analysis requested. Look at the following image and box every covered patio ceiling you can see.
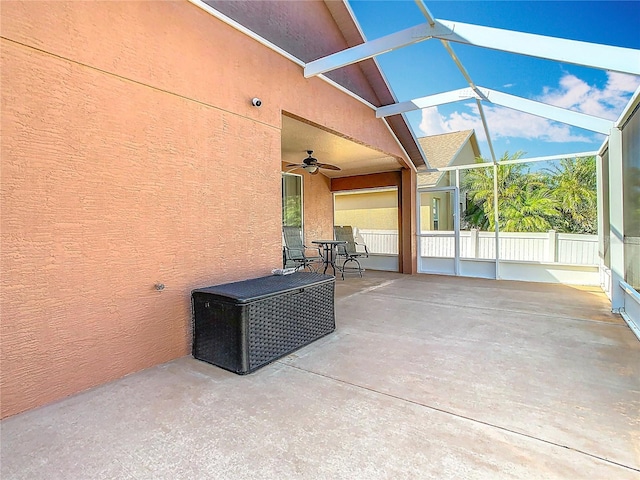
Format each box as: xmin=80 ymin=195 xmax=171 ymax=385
xmin=281 ymin=114 xmax=404 ymax=178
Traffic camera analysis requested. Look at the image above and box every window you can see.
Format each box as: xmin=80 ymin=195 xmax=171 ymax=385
xmin=432 ymin=198 xmax=440 ymax=230
xmin=282 ymin=173 xmax=302 ymax=228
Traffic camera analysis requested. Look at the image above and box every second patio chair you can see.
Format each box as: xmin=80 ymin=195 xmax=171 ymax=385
xmin=282 ymin=226 xmax=323 ymax=272
xmin=334 ymin=225 xmax=369 ymax=279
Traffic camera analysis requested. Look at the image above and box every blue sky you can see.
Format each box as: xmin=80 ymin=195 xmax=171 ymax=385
xmin=347 ymin=1 xmax=640 ymax=160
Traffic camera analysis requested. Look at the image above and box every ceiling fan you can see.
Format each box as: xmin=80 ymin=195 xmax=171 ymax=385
xmin=286 ymin=150 xmax=341 ymax=175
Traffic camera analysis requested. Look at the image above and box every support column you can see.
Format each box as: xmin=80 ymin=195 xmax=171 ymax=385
xmin=493 ymin=163 xmax=500 ymax=279
xmin=596 ymin=154 xmax=605 ymax=263
xmin=595 ymin=153 xmax=610 ymax=297
xmin=608 ymin=127 xmax=625 ymax=312
xmin=401 ymin=167 xmax=417 ymax=274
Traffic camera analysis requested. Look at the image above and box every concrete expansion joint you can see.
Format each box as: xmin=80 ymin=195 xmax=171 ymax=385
xmin=281 ymin=362 xmax=640 ymax=474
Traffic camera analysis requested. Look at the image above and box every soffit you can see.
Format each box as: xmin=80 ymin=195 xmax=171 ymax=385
xmin=322 ymin=1 xmax=395 ymax=107
xmin=203 ymin=0 xmax=381 ymax=105
xmin=323 ymin=1 xmax=424 ymax=167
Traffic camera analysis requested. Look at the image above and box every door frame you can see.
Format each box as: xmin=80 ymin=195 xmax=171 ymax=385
xmin=417 ymin=186 xmax=460 ymax=275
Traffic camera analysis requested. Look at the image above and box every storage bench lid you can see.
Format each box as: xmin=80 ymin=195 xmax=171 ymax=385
xmin=192 ymin=272 xmax=334 ymax=304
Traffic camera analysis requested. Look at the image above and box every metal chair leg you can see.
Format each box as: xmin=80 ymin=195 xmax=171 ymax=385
xmin=341 ymin=257 xmax=363 ymax=279
xmin=353 ymin=257 xmax=363 ymax=277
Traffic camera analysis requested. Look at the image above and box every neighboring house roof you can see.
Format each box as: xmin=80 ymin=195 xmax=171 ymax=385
xmin=203 ymin=0 xmax=425 ymax=169
xmin=417 ymin=130 xmax=481 ymax=187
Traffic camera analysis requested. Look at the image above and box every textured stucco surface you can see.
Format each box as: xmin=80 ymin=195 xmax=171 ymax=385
xmin=1 ymin=0 xmax=408 ymax=417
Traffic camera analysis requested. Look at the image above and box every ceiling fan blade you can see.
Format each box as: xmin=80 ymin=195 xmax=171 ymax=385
xmin=316 ymin=163 xmax=341 ymax=171
xmin=285 ymin=163 xmax=304 ymax=168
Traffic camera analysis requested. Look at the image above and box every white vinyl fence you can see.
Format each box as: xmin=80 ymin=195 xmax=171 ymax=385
xmin=358 ymin=228 xmax=598 ymax=265
xmin=358 ymin=229 xmax=398 ymax=255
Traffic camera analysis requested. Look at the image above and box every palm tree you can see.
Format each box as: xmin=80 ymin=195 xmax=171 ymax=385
xmin=461 ymin=163 xmax=495 ymax=230
xmin=501 ymin=187 xmax=559 ymax=232
xmin=462 ymin=152 xmax=560 ymax=232
xmin=544 ymin=157 xmax=597 ymax=234
xmin=462 ymin=152 xmax=524 ymax=231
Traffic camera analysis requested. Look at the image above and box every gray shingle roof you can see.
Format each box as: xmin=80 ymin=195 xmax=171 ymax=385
xmin=416 ymin=130 xmax=479 ymax=186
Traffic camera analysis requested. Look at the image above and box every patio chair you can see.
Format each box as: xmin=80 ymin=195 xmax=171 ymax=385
xmin=334 ymin=225 xmax=369 ymax=279
xmin=282 ymin=226 xmax=323 ymax=272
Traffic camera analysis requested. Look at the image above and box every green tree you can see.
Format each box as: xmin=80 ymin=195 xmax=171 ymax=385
xmin=461 ymin=152 xmax=560 ymax=232
xmin=544 ymin=157 xmax=597 ymax=234
xmin=282 ymin=196 xmax=302 ymax=227
xmin=500 ymin=187 xmax=559 ymax=232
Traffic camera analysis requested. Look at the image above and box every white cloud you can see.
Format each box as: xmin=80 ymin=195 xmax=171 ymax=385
xmin=606 ymin=71 xmax=640 ymax=93
xmin=538 ymin=72 xmax=640 ymax=120
xmin=419 ymin=104 xmax=592 ymax=143
xmin=418 ymin=106 xmax=448 ymax=135
xmin=485 ymin=106 xmax=592 ymax=143
xmin=418 ymin=72 xmax=640 ymax=143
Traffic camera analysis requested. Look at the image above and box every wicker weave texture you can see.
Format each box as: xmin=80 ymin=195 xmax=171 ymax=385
xmin=192 ymin=275 xmax=335 ymax=374
xmin=192 ymin=299 xmax=243 ymax=373
xmin=247 ymin=281 xmax=335 ymax=369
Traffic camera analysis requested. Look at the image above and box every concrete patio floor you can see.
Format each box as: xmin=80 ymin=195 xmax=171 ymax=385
xmin=1 ymin=272 xmax=639 ymax=479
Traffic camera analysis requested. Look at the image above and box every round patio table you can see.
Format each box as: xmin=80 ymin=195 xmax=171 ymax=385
xmin=312 ymin=240 xmax=347 ymax=277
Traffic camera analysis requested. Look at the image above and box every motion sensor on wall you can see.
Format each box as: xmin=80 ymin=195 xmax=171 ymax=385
xmin=251 ymin=97 xmax=262 ymax=107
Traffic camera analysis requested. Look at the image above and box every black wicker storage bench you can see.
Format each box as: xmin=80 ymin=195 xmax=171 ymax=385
xmin=192 ymin=272 xmax=335 ymax=374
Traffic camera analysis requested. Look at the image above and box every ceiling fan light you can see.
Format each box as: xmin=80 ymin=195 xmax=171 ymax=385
xmin=304 ymin=165 xmax=318 ymax=173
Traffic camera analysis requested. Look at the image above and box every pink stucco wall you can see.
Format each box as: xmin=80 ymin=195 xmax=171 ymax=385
xmin=1 ymin=0 xmax=408 ymax=418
